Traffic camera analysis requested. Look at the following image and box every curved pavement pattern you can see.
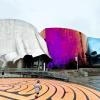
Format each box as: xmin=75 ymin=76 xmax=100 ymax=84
xmin=0 ymin=78 xmax=99 ymax=100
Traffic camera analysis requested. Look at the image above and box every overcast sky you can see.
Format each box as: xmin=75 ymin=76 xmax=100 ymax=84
xmin=0 ymin=0 xmax=100 ymax=37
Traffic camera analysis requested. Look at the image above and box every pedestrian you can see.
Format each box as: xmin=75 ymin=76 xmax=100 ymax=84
xmin=2 ymin=70 xmax=4 ymax=78
xmin=34 ymin=80 xmax=41 ymax=99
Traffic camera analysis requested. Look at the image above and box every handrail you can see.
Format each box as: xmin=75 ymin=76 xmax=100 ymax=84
xmin=0 ymin=67 xmax=38 ymax=72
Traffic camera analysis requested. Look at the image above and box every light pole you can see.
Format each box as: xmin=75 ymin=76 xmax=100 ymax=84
xmin=75 ymin=56 xmax=78 ymax=71
xmin=43 ymin=62 xmax=46 ymax=71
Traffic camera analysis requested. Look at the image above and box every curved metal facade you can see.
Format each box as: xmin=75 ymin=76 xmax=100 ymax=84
xmin=40 ymin=28 xmax=87 ymax=68
xmin=0 ymin=19 xmax=49 ymax=67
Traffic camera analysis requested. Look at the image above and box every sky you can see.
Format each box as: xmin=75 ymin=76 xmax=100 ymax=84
xmin=0 ymin=0 xmax=100 ymax=37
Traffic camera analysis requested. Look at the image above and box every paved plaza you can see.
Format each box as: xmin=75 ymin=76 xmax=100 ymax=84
xmin=0 ymin=78 xmax=99 ymax=100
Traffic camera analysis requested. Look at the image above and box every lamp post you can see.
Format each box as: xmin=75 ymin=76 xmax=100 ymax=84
xmin=75 ymin=56 xmax=78 ymax=71
xmin=43 ymin=62 xmax=46 ymax=71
